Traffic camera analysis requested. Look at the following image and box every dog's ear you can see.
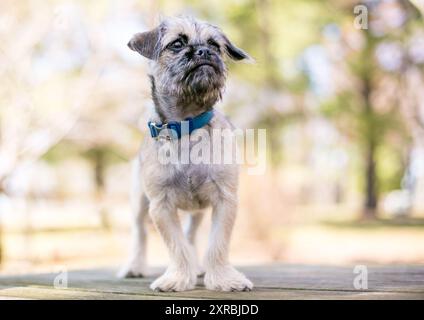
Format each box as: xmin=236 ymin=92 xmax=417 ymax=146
xmin=128 ymin=27 xmax=161 ymax=60
xmin=222 ymin=34 xmax=252 ymax=62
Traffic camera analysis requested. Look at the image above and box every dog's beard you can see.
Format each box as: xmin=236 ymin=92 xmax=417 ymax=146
xmin=156 ymin=56 xmax=226 ymax=107
xmin=183 ymin=64 xmax=224 ymax=95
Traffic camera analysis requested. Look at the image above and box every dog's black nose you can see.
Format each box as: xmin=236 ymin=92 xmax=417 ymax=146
xmin=194 ymin=47 xmax=211 ymax=58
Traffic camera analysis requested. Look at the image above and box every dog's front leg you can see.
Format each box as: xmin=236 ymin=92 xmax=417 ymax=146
xmin=204 ymin=199 xmax=253 ymax=291
xmin=149 ymin=199 xmax=197 ymax=291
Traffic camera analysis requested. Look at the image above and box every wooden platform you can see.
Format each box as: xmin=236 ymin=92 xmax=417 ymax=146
xmin=1 ymin=264 xmax=423 ymax=299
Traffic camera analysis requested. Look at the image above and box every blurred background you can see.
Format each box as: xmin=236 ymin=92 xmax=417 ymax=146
xmin=1 ymin=0 xmax=424 ymax=275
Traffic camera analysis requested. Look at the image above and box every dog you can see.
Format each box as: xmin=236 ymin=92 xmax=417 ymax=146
xmin=118 ymin=15 xmax=253 ymax=292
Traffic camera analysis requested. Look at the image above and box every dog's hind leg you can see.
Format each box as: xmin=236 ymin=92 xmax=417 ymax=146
xmin=184 ymin=213 xmax=204 ymax=276
xmin=185 ymin=212 xmax=203 ymax=246
xmin=117 ymin=160 xmax=149 ymax=278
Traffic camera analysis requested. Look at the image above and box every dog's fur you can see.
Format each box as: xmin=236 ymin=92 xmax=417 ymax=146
xmin=118 ymin=16 xmax=253 ymax=292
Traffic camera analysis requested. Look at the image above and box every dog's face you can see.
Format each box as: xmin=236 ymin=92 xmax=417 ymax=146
xmin=128 ymin=16 xmax=250 ymax=106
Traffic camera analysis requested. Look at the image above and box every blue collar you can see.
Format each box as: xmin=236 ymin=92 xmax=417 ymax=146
xmin=148 ymin=110 xmax=214 ymax=140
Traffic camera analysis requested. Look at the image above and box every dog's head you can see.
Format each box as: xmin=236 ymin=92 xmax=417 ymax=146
xmin=128 ymin=16 xmax=251 ymax=107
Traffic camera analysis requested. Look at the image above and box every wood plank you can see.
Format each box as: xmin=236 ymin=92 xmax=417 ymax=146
xmin=1 ymin=264 xmax=423 ymax=300
xmin=0 ymin=285 xmax=194 ymax=300
xmin=1 ymin=286 xmax=423 ymax=300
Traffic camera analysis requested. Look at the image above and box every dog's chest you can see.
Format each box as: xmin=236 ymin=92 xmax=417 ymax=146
xmin=168 ymin=163 xmax=213 ymax=210
xmin=171 ymin=163 xmax=208 ymax=188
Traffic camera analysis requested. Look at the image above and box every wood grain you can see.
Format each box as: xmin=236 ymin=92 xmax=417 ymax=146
xmin=0 ymin=264 xmax=423 ymax=300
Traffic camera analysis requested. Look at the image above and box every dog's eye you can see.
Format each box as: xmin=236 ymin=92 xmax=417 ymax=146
xmin=207 ymin=39 xmax=220 ymax=51
xmin=169 ymin=40 xmax=184 ymax=50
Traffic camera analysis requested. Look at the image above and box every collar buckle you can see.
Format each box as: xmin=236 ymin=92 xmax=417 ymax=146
xmin=148 ymin=110 xmax=214 ymax=140
xmin=149 ymin=122 xmax=174 ymax=141
xmin=150 ymin=121 xmax=168 ymax=131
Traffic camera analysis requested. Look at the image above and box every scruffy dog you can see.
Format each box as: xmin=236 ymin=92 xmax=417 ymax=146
xmin=119 ymin=16 xmax=253 ymax=292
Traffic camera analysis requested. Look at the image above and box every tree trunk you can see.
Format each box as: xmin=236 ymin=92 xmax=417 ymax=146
xmin=0 ymin=185 xmax=4 ymax=265
xmin=360 ymin=37 xmax=379 ymax=220
xmin=0 ymin=222 xmax=3 ymax=266
xmin=363 ymin=139 xmax=378 ymax=219
xmin=93 ymin=149 xmax=110 ymax=230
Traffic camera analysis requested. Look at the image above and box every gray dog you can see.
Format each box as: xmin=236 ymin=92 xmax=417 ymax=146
xmin=119 ymin=16 xmax=253 ymax=292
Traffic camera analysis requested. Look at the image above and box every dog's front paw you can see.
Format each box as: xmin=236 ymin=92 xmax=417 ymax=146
xmin=150 ymin=268 xmax=196 ymax=292
xmin=204 ymin=265 xmax=253 ymax=292
xmin=117 ymin=260 xmax=147 ymax=278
